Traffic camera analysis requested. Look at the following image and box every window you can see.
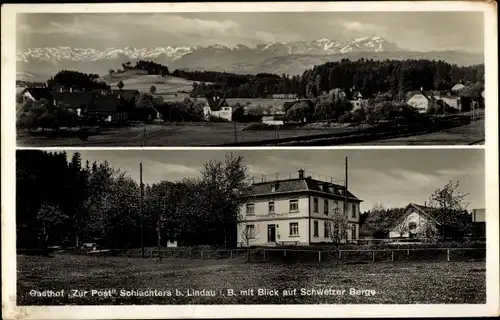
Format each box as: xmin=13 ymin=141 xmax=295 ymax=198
xmin=271 ymin=185 xmax=276 ymax=192
xmin=324 ymin=221 xmax=329 ymax=238
xmin=289 ymin=222 xmax=299 ymax=237
xmin=351 ymin=226 xmax=357 ymax=240
xmin=313 ymin=197 xmax=319 ymax=212
xmin=289 ymin=199 xmax=299 ymax=212
xmin=245 ymin=225 xmax=255 ymax=238
xmin=324 ymin=199 xmax=329 ymax=215
xmin=313 ymin=220 xmax=319 ymax=237
xmin=268 ymin=201 xmax=275 ymax=214
xmin=408 ymin=222 xmax=417 ymax=230
xmin=246 ymin=203 xmax=255 ymax=215
xmin=351 ymin=204 xmax=356 ymax=218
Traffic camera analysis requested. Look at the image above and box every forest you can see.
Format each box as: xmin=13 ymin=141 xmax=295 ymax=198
xmin=175 ymin=59 xmax=484 ymax=99
xmin=16 ymin=151 xmax=251 ymax=251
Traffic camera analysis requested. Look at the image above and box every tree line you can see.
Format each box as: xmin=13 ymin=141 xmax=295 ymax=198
xmin=47 ymin=70 xmax=110 ymax=91
xmin=175 ymin=59 xmax=484 ymax=99
xmin=113 ymin=60 xmax=170 ymax=76
xmin=16 ymin=151 xmax=252 ymax=252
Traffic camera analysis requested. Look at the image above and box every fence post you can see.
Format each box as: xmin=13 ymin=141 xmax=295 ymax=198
xmin=284 ymin=249 xmax=286 ymax=257
xmin=230 ymin=250 xmax=233 ymax=259
xmin=263 ymin=249 xmax=266 ymax=261
xmin=372 ymin=250 xmax=375 ymax=263
xmin=201 ymin=250 xmax=204 ymax=260
xmin=407 ymin=249 xmax=410 ymax=259
xmin=318 ymin=251 xmax=322 ymax=262
xmin=339 ymin=250 xmax=342 ymax=260
xmin=391 ymin=250 xmax=394 ymax=262
xmin=447 ymin=249 xmax=450 ymax=262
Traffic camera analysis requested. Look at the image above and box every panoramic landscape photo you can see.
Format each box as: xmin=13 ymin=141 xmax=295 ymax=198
xmin=16 ymin=148 xmax=486 ymax=305
xmin=16 ymin=11 xmax=485 ymax=146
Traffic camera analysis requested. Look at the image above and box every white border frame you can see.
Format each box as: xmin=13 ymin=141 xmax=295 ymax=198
xmin=2 ymin=2 xmax=498 ymax=319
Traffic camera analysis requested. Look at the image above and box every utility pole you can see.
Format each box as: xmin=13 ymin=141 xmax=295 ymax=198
xmin=344 ymin=157 xmax=348 ymax=217
xmin=140 ymin=162 xmax=144 ymax=258
xmin=157 ymin=195 xmax=162 ymax=262
xmin=233 ymin=121 xmax=238 ymax=144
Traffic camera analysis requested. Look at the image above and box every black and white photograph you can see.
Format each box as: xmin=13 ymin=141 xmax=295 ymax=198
xmin=1 ymin=2 xmax=498 ymax=320
xmin=14 ymin=149 xmax=486 ymax=305
xmin=14 ymin=10 xmax=486 ymax=147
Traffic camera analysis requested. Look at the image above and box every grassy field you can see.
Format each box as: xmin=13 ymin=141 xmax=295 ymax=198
xmin=17 ymin=254 xmax=485 ymax=305
xmin=347 ymin=119 xmax=485 ymax=146
xmin=17 ymin=123 xmax=357 ymax=147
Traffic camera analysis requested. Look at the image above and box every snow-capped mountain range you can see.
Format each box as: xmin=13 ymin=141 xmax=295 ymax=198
xmin=16 ymin=36 xmax=401 ymax=63
xmin=16 ymin=36 xmax=483 ymax=79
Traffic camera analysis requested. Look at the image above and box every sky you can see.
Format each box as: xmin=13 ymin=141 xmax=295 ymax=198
xmin=66 ymin=149 xmax=485 ymax=212
xmin=17 ymin=12 xmax=484 ymax=52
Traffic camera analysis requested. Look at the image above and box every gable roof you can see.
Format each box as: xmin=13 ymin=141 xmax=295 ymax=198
xmin=451 ymin=84 xmax=466 ymax=91
xmin=52 ymin=92 xmax=93 ymax=108
xmin=406 ymin=90 xmax=437 ymax=101
xmin=390 ymin=203 xmax=442 ymax=230
xmin=24 ymin=88 xmax=53 ymax=101
xmin=206 ymin=96 xmax=229 ymax=111
xmin=249 ymin=177 xmax=361 ymax=201
xmin=87 ymin=95 xmax=122 ymax=114
xmin=110 ymin=89 xmax=140 ymax=102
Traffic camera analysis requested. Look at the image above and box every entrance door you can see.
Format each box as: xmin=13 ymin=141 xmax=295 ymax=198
xmin=267 ymin=224 xmax=276 ymax=243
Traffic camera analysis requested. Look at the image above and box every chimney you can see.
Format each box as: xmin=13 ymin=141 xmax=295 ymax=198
xmin=420 ymin=87 xmax=423 ymax=92
xmin=298 ymin=169 xmax=305 ymax=179
xmin=424 ymin=201 xmax=427 ymax=207
xmin=60 ymin=87 xmax=63 ymax=93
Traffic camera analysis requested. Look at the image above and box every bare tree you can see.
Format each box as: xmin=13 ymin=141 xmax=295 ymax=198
xmin=328 ymin=204 xmax=350 ymax=248
xmin=393 ymin=222 xmax=409 ymax=238
xmin=429 ymin=180 xmax=470 ymax=213
xmin=418 ymin=220 xmax=439 ymax=243
xmin=241 ymin=224 xmax=259 ymax=262
xmin=428 ymin=180 xmax=472 ymax=240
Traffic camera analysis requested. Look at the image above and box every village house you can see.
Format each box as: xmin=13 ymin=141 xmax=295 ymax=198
xmin=406 ymin=89 xmax=438 ymax=114
xmin=261 ymin=112 xmax=287 ymax=125
xmin=21 ymin=88 xmax=54 ymax=104
xmin=52 ymin=92 xmax=93 ymax=116
xmin=451 ymin=83 xmax=466 ymax=93
xmin=388 ymin=203 xmax=441 ymax=238
xmin=272 ymin=93 xmax=297 ymax=99
xmin=237 ymin=169 xmax=362 ymax=247
xmin=348 ymin=90 xmax=365 ymax=110
xmin=203 ymin=95 xmax=232 ymax=121
xmin=87 ymin=95 xmax=129 ymax=123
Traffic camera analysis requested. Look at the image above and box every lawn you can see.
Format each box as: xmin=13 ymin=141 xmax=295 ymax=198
xmin=17 ymin=122 xmax=356 ymax=147
xmin=17 ymin=254 xmax=485 ymax=305
xmin=347 ymin=114 xmax=485 ymax=146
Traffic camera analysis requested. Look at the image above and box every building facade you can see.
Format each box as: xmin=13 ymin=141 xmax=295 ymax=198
xmin=237 ymin=170 xmax=363 ymax=247
xmin=388 ymin=203 xmax=440 ymax=238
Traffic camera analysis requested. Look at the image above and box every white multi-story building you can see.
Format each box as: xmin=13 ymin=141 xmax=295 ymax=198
xmin=237 ymin=169 xmax=363 ymax=247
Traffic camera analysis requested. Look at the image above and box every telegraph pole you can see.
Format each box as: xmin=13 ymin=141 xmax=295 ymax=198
xmin=157 ymin=195 xmax=162 ymax=262
xmin=344 ymin=157 xmax=348 ymax=215
xmin=140 ymin=162 xmax=144 ymax=258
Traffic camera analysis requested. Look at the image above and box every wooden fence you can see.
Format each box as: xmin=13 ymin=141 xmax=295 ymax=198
xmin=145 ymin=247 xmax=485 ymax=263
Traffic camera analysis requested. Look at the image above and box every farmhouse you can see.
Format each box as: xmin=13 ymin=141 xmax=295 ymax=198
xmin=21 ymin=88 xmax=54 ymax=103
xmin=87 ymin=95 xmax=129 ymax=123
xmin=52 ymin=92 xmax=93 ymax=116
xmin=272 ymin=93 xmax=297 ymax=99
xmin=388 ymin=203 xmax=441 ymax=238
xmin=406 ymin=90 xmax=438 ymax=113
xmin=451 ymin=83 xmax=466 ymax=92
xmin=238 ymin=169 xmax=362 ymax=247
xmin=203 ymin=96 xmax=232 ymax=121
xmin=262 ymin=114 xmax=287 ymax=125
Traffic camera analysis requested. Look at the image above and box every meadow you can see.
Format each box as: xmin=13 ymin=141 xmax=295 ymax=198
xmin=17 ymin=254 xmax=485 ymax=305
